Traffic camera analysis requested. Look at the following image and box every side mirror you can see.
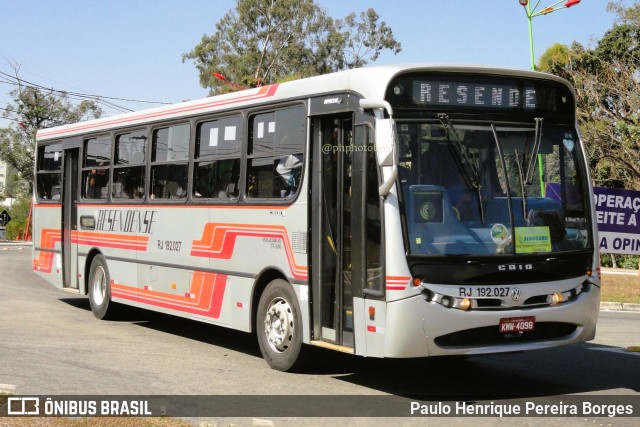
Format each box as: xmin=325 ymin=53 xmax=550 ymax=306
xmin=359 ymin=99 xmax=398 ymax=197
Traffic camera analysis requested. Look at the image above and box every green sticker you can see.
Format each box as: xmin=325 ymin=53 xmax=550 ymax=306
xmin=515 ymin=227 xmax=551 ymax=253
xmin=490 ymin=223 xmax=509 ymax=245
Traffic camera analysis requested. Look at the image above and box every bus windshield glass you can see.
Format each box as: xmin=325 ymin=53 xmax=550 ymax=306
xmin=397 ymin=121 xmax=592 ymax=256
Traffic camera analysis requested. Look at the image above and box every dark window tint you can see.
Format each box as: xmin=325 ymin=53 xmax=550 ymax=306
xmin=84 ymin=135 xmax=112 ymax=167
xmin=116 ymin=130 xmax=147 ymax=165
xmin=151 ymin=124 xmax=190 ymax=200
xmin=113 ymin=131 xmax=147 ymax=200
xmin=151 ymin=164 xmax=188 ymax=199
xmin=36 ymin=142 xmax=62 ymax=202
xmin=152 ymin=124 xmax=189 ymax=162
xmin=247 ymin=106 xmax=305 ymax=199
xmin=82 ymin=136 xmax=111 ymax=199
xmin=193 ymin=116 xmax=242 ymax=200
xmin=37 ymin=143 xmax=62 ymax=171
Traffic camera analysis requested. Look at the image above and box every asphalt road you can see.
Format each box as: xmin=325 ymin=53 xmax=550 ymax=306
xmin=1 ymin=247 xmax=639 ymax=426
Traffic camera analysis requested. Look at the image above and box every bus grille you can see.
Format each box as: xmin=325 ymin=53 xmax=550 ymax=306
xmin=434 ymin=322 xmax=577 ymax=348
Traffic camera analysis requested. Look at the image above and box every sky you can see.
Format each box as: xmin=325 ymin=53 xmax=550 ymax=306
xmin=0 ymin=0 xmax=632 ymax=128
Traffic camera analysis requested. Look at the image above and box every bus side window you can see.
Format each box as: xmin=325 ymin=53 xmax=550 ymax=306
xmin=247 ymin=106 xmax=305 ymax=200
xmin=113 ymin=130 xmax=146 ymax=200
xmin=193 ymin=116 xmax=242 ymax=200
xmin=82 ymin=135 xmax=111 ymax=200
xmin=36 ymin=142 xmax=62 ymax=203
xmin=150 ymin=124 xmax=190 ymax=200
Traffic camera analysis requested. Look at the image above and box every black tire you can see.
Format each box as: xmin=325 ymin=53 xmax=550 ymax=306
xmin=256 ymin=279 xmax=305 ymax=371
xmin=88 ymin=254 xmax=114 ymax=319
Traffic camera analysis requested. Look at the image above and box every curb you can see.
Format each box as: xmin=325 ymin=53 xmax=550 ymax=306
xmin=600 ymin=301 xmax=640 ymax=311
xmin=0 ymin=241 xmax=33 ymax=246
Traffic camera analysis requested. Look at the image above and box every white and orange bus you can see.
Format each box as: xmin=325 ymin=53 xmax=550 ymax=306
xmin=33 ymin=64 xmax=600 ymax=371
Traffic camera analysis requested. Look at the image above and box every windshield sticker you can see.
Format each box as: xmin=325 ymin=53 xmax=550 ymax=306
xmin=491 ymin=224 xmax=509 ymax=245
xmin=515 ymin=227 xmax=552 ymax=253
xmin=563 ymin=134 xmax=574 ymax=152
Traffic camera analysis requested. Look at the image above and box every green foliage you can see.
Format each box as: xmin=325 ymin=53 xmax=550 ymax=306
xmin=182 ymin=0 xmax=401 ymax=94
xmin=4 ymin=196 xmax=31 ymax=240
xmin=600 ymin=253 xmax=639 ymax=270
xmin=337 ymin=9 xmax=402 ymax=69
xmin=0 ymin=84 xmax=102 ymax=194
xmin=537 ymin=43 xmax=570 ymax=73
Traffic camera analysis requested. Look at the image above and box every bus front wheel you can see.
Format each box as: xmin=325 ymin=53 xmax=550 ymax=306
xmin=256 ymin=279 xmax=305 ymax=371
xmin=88 ymin=254 xmax=114 ymax=320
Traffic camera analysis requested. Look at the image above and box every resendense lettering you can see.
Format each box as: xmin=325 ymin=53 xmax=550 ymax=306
xmin=96 ymin=210 xmax=157 ymax=234
xmin=416 ymin=82 xmax=536 ymax=109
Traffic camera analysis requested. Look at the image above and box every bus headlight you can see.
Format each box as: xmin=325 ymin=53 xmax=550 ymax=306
xmin=460 ymin=298 xmax=472 ymax=311
xmin=551 ymin=292 xmax=564 ymax=305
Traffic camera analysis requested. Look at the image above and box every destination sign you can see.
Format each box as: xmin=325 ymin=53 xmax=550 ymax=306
xmin=412 ymin=81 xmax=536 ymax=109
xmin=385 ymin=73 xmax=574 ymax=115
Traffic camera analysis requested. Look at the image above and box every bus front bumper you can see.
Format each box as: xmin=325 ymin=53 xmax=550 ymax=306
xmin=382 ymin=283 xmax=600 ymax=358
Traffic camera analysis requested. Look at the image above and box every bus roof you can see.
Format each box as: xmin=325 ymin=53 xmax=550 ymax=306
xmin=36 ymin=63 xmax=569 ymax=142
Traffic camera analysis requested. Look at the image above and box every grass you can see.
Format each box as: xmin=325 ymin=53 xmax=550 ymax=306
xmin=600 ymin=271 xmax=640 ymax=304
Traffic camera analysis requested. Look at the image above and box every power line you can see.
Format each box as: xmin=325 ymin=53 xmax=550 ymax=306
xmin=0 ymin=77 xmax=132 ymax=113
xmin=0 ymin=77 xmax=132 ymax=114
xmin=0 ymin=70 xmax=173 ymax=104
xmin=0 ymin=71 xmax=174 ymax=114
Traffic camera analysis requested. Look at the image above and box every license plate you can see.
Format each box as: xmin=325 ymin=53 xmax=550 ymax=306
xmin=499 ymin=316 xmax=535 ymax=333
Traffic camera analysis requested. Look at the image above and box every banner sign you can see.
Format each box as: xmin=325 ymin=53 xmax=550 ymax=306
xmin=593 ymin=186 xmax=640 ymax=255
xmin=546 ymin=184 xmax=640 ymax=255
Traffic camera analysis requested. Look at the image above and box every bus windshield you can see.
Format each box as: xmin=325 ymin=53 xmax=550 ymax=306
xmin=397 ymin=120 xmax=592 ymax=256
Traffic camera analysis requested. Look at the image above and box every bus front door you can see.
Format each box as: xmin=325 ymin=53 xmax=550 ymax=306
xmin=312 ymin=115 xmax=356 ymax=348
xmin=62 ymin=148 xmax=79 ymax=290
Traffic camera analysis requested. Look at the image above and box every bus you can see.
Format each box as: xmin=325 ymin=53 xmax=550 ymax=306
xmin=33 ymin=64 xmax=600 ymax=371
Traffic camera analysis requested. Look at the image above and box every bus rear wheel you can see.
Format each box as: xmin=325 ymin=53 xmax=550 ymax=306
xmin=88 ymin=254 xmax=114 ymax=320
xmin=256 ymin=279 xmax=305 ymax=371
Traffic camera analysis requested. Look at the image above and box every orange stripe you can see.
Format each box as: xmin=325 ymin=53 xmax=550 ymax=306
xmin=386 ymin=276 xmax=411 ymax=281
xmin=111 ymin=272 xmax=227 ymax=318
xmin=75 ymin=231 xmax=149 ymax=243
xmin=33 ymin=229 xmax=61 ymax=273
xmin=191 ymin=223 xmax=307 ymax=279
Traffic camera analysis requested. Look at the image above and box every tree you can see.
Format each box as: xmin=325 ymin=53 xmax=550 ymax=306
xmin=4 ymin=196 xmax=31 ymax=241
xmin=183 ymin=0 xmax=401 ymax=94
xmin=336 ymin=9 xmax=402 ymax=69
xmin=0 ymin=67 xmax=102 ymax=194
xmin=537 ymin=1 xmax=640 ymax=190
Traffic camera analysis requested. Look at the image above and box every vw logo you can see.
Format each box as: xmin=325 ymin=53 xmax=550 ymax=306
xmin=510 ymin=288 xmax=522 ymax=301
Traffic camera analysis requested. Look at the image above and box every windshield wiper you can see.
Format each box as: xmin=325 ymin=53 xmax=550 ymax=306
xmin=437 ymin=114 xmax=479 ymax=190
xmin=437 ymin=113 xmax=485 ymax=224
xmin=491 ymin=124 xmax=516 ymax=254
xmin=525 ymin=118 xmax=544 ymax=185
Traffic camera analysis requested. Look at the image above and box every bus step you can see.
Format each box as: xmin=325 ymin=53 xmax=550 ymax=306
xmin=310 ymin=340 xmax=354 ymax=354
xmin=62 ymin=287 xmax=80 ymax=294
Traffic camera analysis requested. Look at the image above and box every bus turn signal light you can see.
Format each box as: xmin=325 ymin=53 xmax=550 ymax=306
xmin=412 ymin=277 xmax=422 ymax=286
xmin=460 ymin=298 xmax=472 ymax=311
